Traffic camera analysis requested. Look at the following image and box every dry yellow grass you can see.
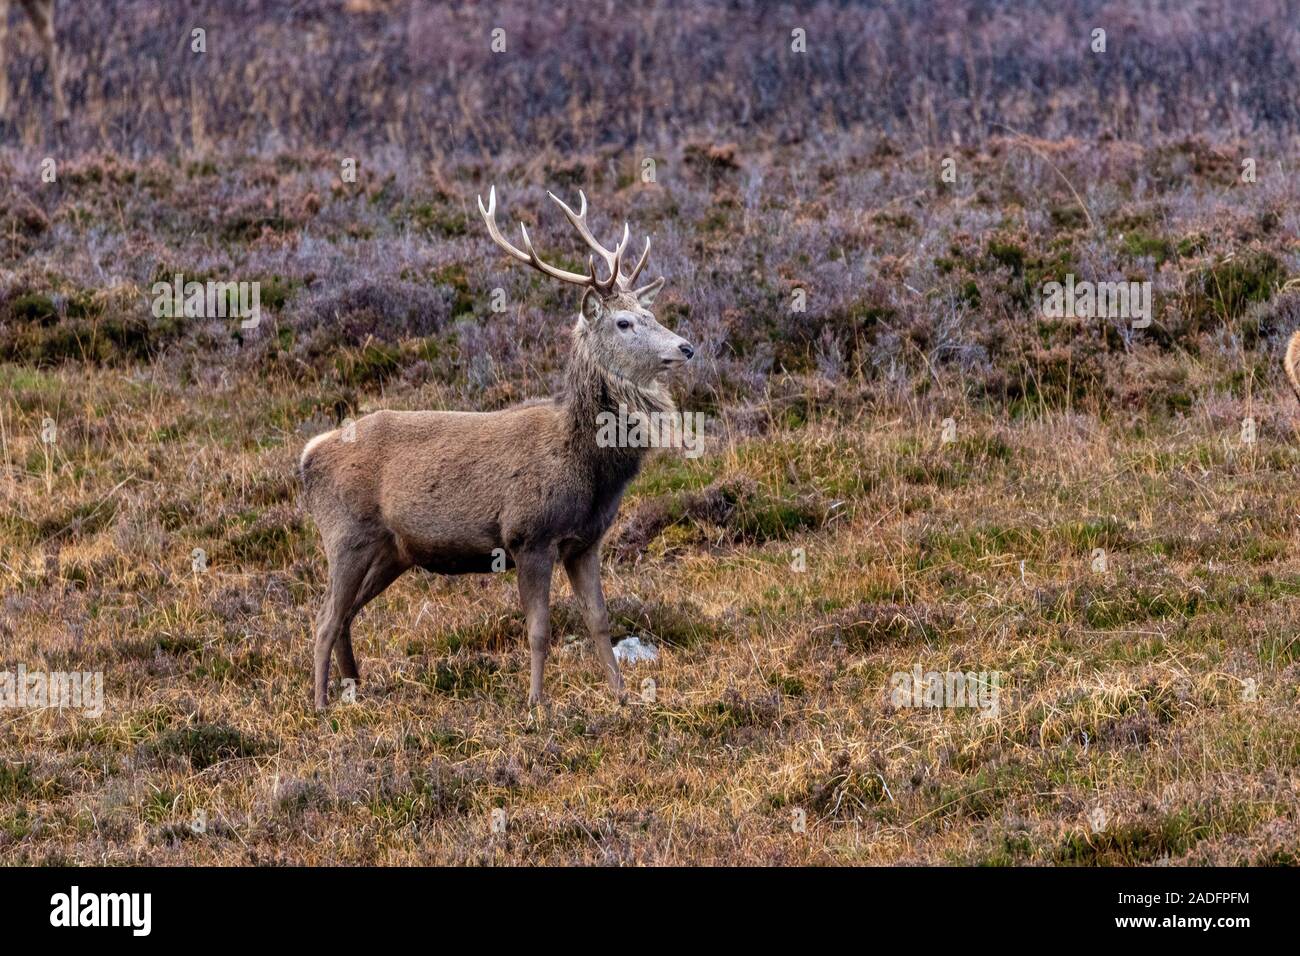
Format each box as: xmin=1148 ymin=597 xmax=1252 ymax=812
xmin=2 ymin=360 xmax=1298 ymax=864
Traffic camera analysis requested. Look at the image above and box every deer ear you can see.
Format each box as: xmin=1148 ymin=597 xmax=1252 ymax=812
xmin=634 ymin=277 xmax=666 ymax=307
xmin=580 ymin=287 xmax=604 ymax=323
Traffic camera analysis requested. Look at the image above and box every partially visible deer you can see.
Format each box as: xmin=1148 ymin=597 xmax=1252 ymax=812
xmin=0 ymin=0 xmax=68 ymax=123
xmin=300 ymin=187 xmax=695 ymax=709
xmin=1285 ymin=330 xmax=1300 ymax=404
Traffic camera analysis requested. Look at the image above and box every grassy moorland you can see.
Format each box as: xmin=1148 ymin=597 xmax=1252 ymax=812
xmin=1 ymin=0 xmax=1299 ymax=864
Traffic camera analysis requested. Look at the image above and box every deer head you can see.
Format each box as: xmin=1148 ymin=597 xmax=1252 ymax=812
xmin=477 ymin=186 xmax=694 ymax=386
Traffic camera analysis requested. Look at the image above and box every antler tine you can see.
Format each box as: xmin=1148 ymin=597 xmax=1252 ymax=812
xmin=612 ymin=222 xmax=631 ymax=279
xmin=625 ymin=236 xmax=651 ymax=287
xmin=548 ymin=189 xmax=627 ymax=289
xmin=477 ymin=186 xmax=530 ymax=264
xmin=517 ymin=222 xmax=597 ymax=286
xmin=477 ymin=185 xmax=594 ymax=287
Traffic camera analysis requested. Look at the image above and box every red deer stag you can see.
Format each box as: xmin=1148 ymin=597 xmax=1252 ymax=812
xmin=301 ymin=187 xmax=695 ymax=709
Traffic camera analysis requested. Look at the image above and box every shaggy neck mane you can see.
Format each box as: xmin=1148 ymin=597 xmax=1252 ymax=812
xmin=560 ymin=324 xmax=675 ymax=477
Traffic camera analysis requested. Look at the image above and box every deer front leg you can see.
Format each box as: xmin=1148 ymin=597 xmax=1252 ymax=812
xmin=564 ymin=545 xmax=625 ymax=701
xmin=515 ymin=549 xmax=555 ymax=708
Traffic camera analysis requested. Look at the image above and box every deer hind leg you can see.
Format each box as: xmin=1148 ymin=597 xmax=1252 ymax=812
xmin=338 ymin=550 xmax=405 ymax=683
xmin=515 ymin=549 xmax=555 ymax=708
xmin=334 ymin=619 xmax=359 ymax=682
xmin=313 ymin=546 xmax=371 ymax=708
xmin=313 ymin=542 xmax=405 ymax=708
xmin=314 ymin=556 xmax=361 ymax=709
xmin=564 ymin=545 xmax=625 ymax=700
xmin=316 ymin=585 xmax=358 ymax=684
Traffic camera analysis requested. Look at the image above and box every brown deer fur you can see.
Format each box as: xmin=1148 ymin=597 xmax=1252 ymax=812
xmin=1284 ymin=330 xmax=1300 ymax=405
xmin=301 ymin=190 xmax=694 ymax=708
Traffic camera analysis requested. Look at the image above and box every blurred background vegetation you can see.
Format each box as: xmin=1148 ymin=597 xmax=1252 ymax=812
xmin=6 ymin=0 xmax=1297 ymax=155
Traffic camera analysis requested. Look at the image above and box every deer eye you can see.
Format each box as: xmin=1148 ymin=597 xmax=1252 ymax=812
xmin=616 ymin=318 xmax=633 ymax=331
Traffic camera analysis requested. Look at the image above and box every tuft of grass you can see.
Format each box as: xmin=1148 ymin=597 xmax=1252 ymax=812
xmin=153 ymin=723 xmax=267 ymax=771
xmin=1183 ymin=252 xmax=1287 ymax=330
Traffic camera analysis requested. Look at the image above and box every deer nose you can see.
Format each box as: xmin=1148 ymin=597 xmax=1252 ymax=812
xmin=679 ymin=343 xmax=695 ymax=360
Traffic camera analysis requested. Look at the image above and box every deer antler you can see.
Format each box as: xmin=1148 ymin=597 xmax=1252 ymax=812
xmin=477 ymin=186 xmax=597 ymax=287
xmin=546 ymin=190 xmax=636 ymax=294
xmin=478 ymin=186 xmax=658 ymax=296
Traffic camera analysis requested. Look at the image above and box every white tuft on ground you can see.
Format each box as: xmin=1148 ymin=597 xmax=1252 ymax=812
xmin=612 ymin=636 xmax=659 ymax=665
